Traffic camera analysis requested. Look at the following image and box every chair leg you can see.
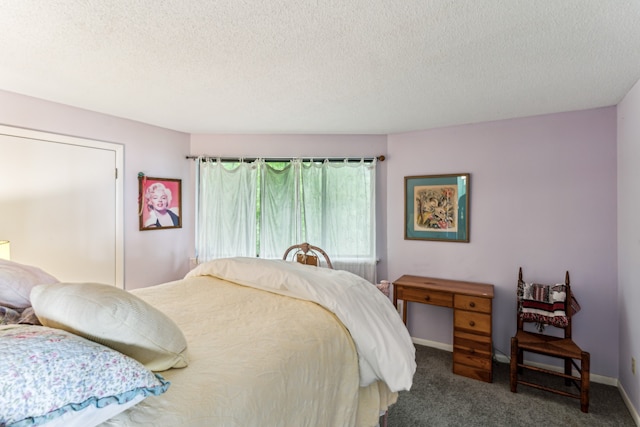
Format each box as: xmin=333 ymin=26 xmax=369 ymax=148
xmin=517 ymin=349 xmax=524 ymax=374
xmin=564 ymin=357 xmax=572 ymax=386
xmin=581 ymin=351 xmax=590 ymax=413
xmin=510 ymin=337 xmax=518 ymax=392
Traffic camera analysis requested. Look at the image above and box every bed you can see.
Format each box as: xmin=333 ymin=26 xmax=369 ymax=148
xmin=1 ymin=257 xmax=416 ymax=427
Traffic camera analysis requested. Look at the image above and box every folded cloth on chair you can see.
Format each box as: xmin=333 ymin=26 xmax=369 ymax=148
xmin=519 ymin=282 xmax=580 ymax=330
xmin=522 ymin=283 xmax=566 ymax=315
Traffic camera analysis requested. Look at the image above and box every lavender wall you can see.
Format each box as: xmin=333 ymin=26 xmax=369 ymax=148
xmin=0 ymin=88 xmax=627 ymax=384
xmin=617 ymin=79 xmax=640 ymax=416
xmin=387 ymin=108 xmax=618 ymax=378
xmin=0 ymin=90 xmax=192 ymax=289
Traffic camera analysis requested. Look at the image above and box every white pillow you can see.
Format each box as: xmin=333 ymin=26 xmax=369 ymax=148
xmin=31 ymin=282 xmax=188 ymax=371
xmin=0 ymin=259 xmax=59 ymax=308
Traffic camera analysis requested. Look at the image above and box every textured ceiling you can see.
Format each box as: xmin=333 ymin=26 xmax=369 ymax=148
xmin=1 ymin=1 xmax=640 ymax=134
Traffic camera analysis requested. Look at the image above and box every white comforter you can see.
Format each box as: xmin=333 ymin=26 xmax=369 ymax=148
xmin=105 ymin=269 xmax=395 ymax=426
xmin=187 ymin=257 xmax=416 ymax=392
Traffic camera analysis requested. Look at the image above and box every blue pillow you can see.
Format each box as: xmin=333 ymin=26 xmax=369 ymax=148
xmin=0 ymin=325 xmax=170 ymax=427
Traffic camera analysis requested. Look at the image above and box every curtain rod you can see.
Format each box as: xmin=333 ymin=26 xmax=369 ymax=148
xmin=186 ymin=155 xmax=385 ymax=162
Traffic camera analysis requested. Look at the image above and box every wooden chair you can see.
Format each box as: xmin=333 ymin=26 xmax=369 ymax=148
xmin=282 ymin=242 xmax=333 ymax=269
xmin=510 ymin=267 xmax=590 ymax=413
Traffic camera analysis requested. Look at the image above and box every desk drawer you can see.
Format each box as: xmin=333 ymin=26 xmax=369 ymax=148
xmin=454 ymin=295 xmax=492 ymax=314
xmin=454 ymin=310 xmax=491 ymax=334
xmin=453 ymin=348 xmax=492 ymax=370
xmin=397 ymin=287 xmax=452 ymax=308
xmin=454 ymin=330 xmax=492 ymax=354
xmin=453 ymin=361 xmax=492 ymax=383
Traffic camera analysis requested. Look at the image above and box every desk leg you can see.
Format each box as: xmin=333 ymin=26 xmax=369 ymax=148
xmin=395 ymin=299 xmax=407 ymax=325
xmin=402 ymin=301 xmax=407 ymax=324
xmin=393 ymin=287 xmax=407 ymax=325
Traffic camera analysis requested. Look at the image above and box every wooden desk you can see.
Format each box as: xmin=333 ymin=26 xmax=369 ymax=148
xmin=393 ymin=275 xmax=495 ymax=383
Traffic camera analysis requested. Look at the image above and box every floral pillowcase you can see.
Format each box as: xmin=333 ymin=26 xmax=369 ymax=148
xmin=0 ymin=325 xmax=170 ymax=427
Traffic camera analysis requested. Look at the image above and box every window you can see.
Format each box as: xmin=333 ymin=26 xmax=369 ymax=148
xmin=195 ymin=158 xmax=377 ymax=282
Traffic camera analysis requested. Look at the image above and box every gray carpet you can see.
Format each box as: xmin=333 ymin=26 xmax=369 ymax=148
xmin=386 ymin=345 xmax=636 ymax=427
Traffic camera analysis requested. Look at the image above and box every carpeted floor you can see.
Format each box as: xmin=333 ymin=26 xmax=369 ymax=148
xmin=386 ymin=345 xmax=636 ymax=427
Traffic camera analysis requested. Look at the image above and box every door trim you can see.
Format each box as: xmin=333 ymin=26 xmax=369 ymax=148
xmin=0 ymin=124 xmax=124 ymax=288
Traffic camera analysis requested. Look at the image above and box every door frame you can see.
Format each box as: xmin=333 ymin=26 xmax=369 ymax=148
xmin=0 ymin=124 xmax=124 ymax=288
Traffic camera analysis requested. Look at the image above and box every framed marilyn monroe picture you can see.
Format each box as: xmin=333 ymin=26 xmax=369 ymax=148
xmin=138 ymin=176 xmax=182 ymax=230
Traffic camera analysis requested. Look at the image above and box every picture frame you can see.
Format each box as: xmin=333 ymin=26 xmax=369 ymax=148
xmin=138 ymin=176 xmax=182 ymax=230
xmin=404 ymin=173 xmax=470 ymax=242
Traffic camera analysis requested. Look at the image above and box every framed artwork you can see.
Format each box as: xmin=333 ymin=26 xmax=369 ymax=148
xmin=404 ymin=173 xmax=470 ymax=242
xmin=138 ymin=176 xmax=182 ymax=230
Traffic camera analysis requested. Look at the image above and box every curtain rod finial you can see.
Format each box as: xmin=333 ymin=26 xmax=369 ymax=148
xmin=378 ymin=155 xmax=386 ymax=162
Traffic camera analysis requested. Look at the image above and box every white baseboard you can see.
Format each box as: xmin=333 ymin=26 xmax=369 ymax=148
xmin=617 ymin=382 xmax=640 ymax=426
xmin=412 ymin=337 xmax=640 ymax=426
xmin=412 ymin=337 xmax=452 ymax=352
xmin=412 ymin=336 xmax=617 ymax=385
xmin=492 ymin=352 xmax=617 ymax=387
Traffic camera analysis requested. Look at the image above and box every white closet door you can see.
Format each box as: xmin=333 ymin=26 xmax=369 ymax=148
xmin=0 ymin=127 xmax=122 ymax=287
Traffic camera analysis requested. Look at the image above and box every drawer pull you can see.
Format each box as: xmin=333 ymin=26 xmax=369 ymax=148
xmin=469 ymin=302 xmax=476 ymax=308
xmin=424 ymin=296 xmax=431 ymax=301
xmin=469 ymin=320 xmax=475 ymax=327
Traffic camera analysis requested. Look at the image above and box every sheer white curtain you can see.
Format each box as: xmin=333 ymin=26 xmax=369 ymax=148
xmin=196 ymin=158 xmax=259 ymax=260
xmin=259 ymin=161 xmax=300 ymax=259
xmin=300 ymin=159 xmax=377 ymax=282
xmin=260 ymin=159 xmax=377 ymax=282
xmin=196 ymin=157 xmax=377 ymax=282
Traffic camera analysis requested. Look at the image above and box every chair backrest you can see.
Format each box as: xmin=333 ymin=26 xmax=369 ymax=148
xmin=517 ymin=267 xmax=573 ymax=337
xmin=282 ymin=243 xmax=334 ymax=269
